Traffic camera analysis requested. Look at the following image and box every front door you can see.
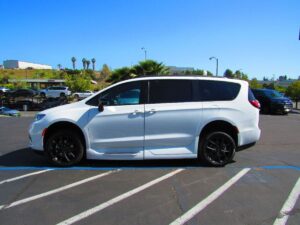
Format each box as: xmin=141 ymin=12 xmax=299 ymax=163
xmin=87 ymin=81 xmax=146 ymax=160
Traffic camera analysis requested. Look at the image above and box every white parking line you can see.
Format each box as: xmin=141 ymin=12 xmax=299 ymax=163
xmin=0 ymin=170 xmax=119 ymax=210
xmin=273 ymin=177 xmax=300 ymax=225
xmin=0 ymin=169 xmax=52 ymax=185
xmin=57 ymin=169 xmax=184 ymax=225
xmin=169 ymin=168 xmax=251 ymax=225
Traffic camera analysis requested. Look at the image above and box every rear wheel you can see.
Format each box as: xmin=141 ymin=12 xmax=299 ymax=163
xmin=199 ymin=131 xmax=236 ymax=167
xmin=45 ymin=130 xmax=84 ymax=166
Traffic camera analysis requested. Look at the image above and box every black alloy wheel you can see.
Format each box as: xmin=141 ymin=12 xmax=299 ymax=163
xmin=45 ymin=130 xmax=84 ymax=166
xmin=200 ymin=131 xmax=236 ymax=167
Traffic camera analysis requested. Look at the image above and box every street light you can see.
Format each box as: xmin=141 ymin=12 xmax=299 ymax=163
xmin=209 ymin=56 xmax=219 ymax=76
xmin=141 ymin=47 xmax=147 ymax=61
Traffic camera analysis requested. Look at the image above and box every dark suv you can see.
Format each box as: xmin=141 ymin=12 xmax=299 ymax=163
xmin=252 ymin=89 xmax=293 ymax=114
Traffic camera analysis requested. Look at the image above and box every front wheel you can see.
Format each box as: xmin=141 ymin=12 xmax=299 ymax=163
xmin=199 ymin=131 xmax=236 ymax=167
xmin=45 ymin=130 xmax=84 ymax=166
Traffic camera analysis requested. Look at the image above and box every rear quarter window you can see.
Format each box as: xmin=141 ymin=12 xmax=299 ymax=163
xmin=195 ymin=80 xmax=241 ymax=101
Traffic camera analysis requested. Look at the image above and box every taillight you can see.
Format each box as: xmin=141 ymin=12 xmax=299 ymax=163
xmin=249 ymin=100 xmax=260 ymax=109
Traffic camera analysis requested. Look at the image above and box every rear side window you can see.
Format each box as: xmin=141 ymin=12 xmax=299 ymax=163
xmin=195 ymin=80 xmax=241 ymax=101
xmin=248 ymin=88 xmax=256 ymax=101
xmin=149 ymin=80 xmax=193 ymax=104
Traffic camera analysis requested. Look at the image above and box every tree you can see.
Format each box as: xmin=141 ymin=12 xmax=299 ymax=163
xmin=100 ymin=64 xmax=111 ymax=81
xmin=82 ymin=58 xmax=87 ymax=70
xmin=86 ymin=60 xmax=91 ymax=70
xmin=91 ymin=58 xmax=96 ymax=71
xmin=57 ymin=64 xmax=62 ymax=70
xmin=106 ymin=67 xmax=134 ymax=83
xmin=249 ymin=78 xmax=263 ymax=89
xmin=65 ymin=74 xmax=91 ymax=92
xmin=106 ymin=60 xmax=169 ymax=83
xmin=224 ymin=69 xmax=234 ymax=78
xmin=71 ymin=57 xmax=76 ymax=70
xmin=286 ymin=81 xmax=300 ymax=100
xmin=286 ymin=81 xmax=300 ymax=109
xmin=132 ymin=60 xmax=169 ymax=76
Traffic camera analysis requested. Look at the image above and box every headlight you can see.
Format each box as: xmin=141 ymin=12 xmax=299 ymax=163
xmin=35 ymin=114 xmax=46 ymax=121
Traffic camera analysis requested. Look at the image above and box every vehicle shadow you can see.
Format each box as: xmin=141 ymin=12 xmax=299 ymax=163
xmin=0 ymin=148 xmax=218 ymax=168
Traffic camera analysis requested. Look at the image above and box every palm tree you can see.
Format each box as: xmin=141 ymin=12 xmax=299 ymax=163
xmin=82 ymin=58 xmax=87 ymax=70
xmin=133 ymin=60 xmax=169 ymax=76
xmin=71 ymin=57 xmax=76 ymax=70
xmin=91 ymin=58 xmax=96 ymax=71
xmin=86 ymin=60 xmax=91 ymax=70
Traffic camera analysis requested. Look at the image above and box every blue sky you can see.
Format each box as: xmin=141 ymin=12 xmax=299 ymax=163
xmin=0 ymin=0 xmax=299 ymax=79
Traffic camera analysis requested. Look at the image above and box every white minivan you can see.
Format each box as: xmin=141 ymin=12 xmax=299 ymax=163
xmin=29 ymin=76 xmax=261 ymax=166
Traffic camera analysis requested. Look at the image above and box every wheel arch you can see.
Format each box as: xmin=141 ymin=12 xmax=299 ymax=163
xmin=199 ymin=120 xmax=239 ymax=146
xmin=43 ymin=121 xmax=87 ymax=152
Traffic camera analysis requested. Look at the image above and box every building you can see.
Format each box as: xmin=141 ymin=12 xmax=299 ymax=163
xmin=3 ymin=60 xmax=52 ymax=70
xmin=167 ymin=66 xmax=194 ymax=75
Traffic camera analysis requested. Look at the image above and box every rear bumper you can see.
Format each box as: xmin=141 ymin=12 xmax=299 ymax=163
xmin=238 ymin=127 xmax=261 ymax=147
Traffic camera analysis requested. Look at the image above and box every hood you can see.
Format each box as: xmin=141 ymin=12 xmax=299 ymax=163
xmin=40 ymin=101 xmax=85 ymax=114
xmin=271 ymin=97 xmax=292 ymax=103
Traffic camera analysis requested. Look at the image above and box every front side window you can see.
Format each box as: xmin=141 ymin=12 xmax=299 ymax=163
xmin=86 ymin=81 xmax=144 ymax=106
xmin=149 ymin=80 xmax=193 ymax=104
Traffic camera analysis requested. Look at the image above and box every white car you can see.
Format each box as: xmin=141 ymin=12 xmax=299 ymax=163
xmin=72 ymin=90 xmax=93 ymax=100
xmin=29 ymin=76 xmax=261 ymax=166
xmin=39 ymin=86 xmax=71 ymax=98
xmin=0 ymin=87 xmax=10 ymax=93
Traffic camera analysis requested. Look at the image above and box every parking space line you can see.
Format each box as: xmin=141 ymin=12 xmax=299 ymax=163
xmin=169 ymin=168 xmax=251 ymax=225
xmin=0 ymin=169 xmax=52 ymax=185
xmin=273 ymin=177 xmax=300 ymax=225
xmin=0 ymin=170 xmax=119 ymax=210
xmin=56 ymin=169 xmax=184 ymax=225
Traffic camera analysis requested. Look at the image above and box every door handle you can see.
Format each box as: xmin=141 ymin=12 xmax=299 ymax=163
xmin=149 ymin=109 xmax=156 ymax=114
xmin=132 ymin=110 xmax=142 ymax=115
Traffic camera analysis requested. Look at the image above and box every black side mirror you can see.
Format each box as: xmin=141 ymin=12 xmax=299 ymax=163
xmin=98 ymin=101 xmax=104 ymax=112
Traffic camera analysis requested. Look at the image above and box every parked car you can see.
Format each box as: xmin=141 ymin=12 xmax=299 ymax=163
xmin=72 ymin=91 xmax=94 ymax=100
xmin=29 ymin=76 xmax=261 ymax=167
xmin=252 ymin=89 xmax=293 ymax=114
xmin=39 ymin=97 xmax=68 ymax=110
xmin=39 ymin=86 xmax=71 ymax=98
xmin=0 ymin=106 xmax=20 ymax=117
xmin=12 ymin=100 xmax=40 ymax=111
xmin=8 ymin=89 xmax=38 ymax=98
xmin=0 ymin=87 xmax=10 ymax=93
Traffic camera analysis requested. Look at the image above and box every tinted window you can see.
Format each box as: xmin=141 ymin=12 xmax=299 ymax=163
xmin=149 ymin=80 xmax=193 ymax=104
xmin=86 ymin=81 xmax=144 ymax=106
xmin=195 ymin=80 xmax=241 ymax=101
xmin=248 ymin=88 xmax=256 ymax=101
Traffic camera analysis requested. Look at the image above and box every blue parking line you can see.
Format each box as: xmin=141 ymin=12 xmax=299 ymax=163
xmin=0 ymin=165 xmax=299 ymax=171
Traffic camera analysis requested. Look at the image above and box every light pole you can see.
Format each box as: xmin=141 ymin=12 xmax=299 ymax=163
xmin=209 ymin=56 xmax=219 ymax=76
xmin=141 ymin=47 xmax=147 ymax=61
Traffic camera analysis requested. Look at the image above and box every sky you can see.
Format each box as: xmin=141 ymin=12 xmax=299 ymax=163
xmin=0 ymin=0 xmax=299 ymax=80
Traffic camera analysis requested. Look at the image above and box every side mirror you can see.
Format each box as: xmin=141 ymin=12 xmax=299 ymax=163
xmin=98 ymin=101 xmax=104 ymax=112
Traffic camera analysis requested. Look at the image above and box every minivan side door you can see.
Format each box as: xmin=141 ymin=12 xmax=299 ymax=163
xmin=144 ymin=79 xmax=202 ymax=159
xmin=86 ymin=81 xmax=146 ymax=160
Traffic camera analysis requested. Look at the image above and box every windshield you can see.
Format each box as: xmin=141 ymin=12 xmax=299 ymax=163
xmin=264 ymin=90 xmax=283 ymax=98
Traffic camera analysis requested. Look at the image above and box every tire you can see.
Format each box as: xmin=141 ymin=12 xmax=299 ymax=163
xmin=40 ymin=92 xmax=46 ymax=98
xmin=74 ymin=94 xmax=79 ymax=100
xmin=60 ymin=92 xmax=66 ymax=97
xmin=199 ymin=131 xmax=236 ymax=167
xmin=45 ymin=130 xmax=84 ymax=166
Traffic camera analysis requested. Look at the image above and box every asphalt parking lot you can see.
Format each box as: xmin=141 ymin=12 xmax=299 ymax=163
xmin=0 ymin=113 xmax=299 ymax=225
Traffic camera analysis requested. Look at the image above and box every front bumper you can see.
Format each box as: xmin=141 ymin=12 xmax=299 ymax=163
xmin=28 ymin=121 xmax=45 ymax=151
